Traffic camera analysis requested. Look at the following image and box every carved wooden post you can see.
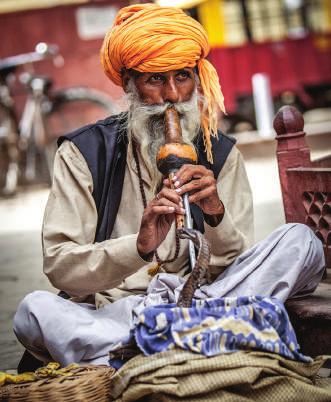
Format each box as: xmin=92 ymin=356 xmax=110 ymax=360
xmin=273 ymin=106 xmax=311 ymax=222
xmin=273 ymin=107 xmax=331 ymax=359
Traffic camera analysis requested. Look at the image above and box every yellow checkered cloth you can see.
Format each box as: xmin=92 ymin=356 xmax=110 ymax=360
xmin=109 ymin=350 xmax=331 ymax=401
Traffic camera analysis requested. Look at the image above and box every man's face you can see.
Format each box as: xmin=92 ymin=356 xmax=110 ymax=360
xmin=124 ymin=67 xmax=201 ymax=192
xmin=125 ymin=68 xmax=197 ymax=105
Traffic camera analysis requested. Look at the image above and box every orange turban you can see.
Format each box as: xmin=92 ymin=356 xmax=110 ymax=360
xmin=100 ymin=3 xmax=225 ymax=163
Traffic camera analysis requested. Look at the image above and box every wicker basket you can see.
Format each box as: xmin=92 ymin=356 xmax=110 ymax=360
xmin=0 ymin=365 xmax=115 ymax=402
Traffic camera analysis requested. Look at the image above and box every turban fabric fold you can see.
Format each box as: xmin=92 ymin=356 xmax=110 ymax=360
xmin=101 ymin=3 xmax=225 ymax=163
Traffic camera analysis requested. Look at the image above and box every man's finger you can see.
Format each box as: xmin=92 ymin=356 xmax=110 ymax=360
xmin=175 ymin=176 xmax=215 ymax=195
xmin=163 ymin=178 xmax=171 ymax=187
xmin=150 ymin=205 xmax=185 ymax=215
xmin=172 ymin=165 xmax=212 ymax=186
xmin=188 ymin=187 xmax=216 ymax=203
xmin=164 ymin=174 xmax=202 ymax=186
xmin=155 ymin=187 xmax=182 ymax=204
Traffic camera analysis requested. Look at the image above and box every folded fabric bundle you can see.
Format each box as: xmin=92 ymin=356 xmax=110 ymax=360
xmin=134 ymin=296 xmax=311 ymax=363
xmin=109 ymin=349 xmax=331 ymax=402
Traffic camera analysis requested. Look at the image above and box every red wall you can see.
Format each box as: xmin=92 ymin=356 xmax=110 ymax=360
xmin=0 ymin=1 xmax=128 ymax=105
xmin=210 ymin=34 xmax=331 ymax=114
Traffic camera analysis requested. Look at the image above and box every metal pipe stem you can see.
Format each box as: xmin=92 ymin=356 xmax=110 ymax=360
xmin=183 ymin=193 xmax=196 ymax=269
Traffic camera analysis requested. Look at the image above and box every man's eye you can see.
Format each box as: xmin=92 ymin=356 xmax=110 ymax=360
xmin=176 ymin=71 xmax=191 ymax=81
xmin=148 ymin=74 xmax=164 ymax=83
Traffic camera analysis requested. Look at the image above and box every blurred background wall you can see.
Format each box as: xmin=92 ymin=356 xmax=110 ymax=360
xmin=0 ymin=0 xmax=129 ymax=108
xmin=185 ymin=0 xmax=331 ymax=132
xmin=1 ymin=0 xmax=331 ymax=129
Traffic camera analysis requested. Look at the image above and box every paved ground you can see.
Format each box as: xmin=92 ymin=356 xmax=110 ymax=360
xmin=0 ymin=133 xmax=330 ymax=370
xmin=0 ymin=188 xmax=54 ymax=369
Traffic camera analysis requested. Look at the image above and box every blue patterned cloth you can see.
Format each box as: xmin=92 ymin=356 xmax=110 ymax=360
xmin=134 ymin=296 xmax=311 ymax=363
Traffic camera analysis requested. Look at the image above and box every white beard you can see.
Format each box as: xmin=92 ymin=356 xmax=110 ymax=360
xmin=125 ymin=83 xmax=201 ymax=193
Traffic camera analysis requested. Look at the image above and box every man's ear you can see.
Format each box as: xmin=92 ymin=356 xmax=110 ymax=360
xmin=121 ymin=69 xmax=131 ymax=93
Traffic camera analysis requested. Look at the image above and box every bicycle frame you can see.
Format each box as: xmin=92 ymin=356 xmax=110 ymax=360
xmin=0 ymin=43 xmax=114 ymax=194
xmin=0 ymin=43 xmax=59 ymax=193
xmin=19 ymin=76 xmax=49 ymax=181
xmin=0 ymin=79 xmax=20 ymax=193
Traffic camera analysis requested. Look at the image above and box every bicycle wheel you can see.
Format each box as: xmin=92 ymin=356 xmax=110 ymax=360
xmin=42 ymin=87 xmax=116 ymax=178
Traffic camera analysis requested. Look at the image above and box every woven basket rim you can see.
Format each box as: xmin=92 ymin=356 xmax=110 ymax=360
xmin=0 ymin=364 xmax=116 ymax=401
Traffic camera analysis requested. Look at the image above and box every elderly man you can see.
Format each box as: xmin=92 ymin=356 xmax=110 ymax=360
xmin=14 ymin=4 xmax=324 ymax=367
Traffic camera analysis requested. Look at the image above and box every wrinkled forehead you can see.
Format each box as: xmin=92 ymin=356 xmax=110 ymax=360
xmin=125 ymin=67 xmax=198 ymax=79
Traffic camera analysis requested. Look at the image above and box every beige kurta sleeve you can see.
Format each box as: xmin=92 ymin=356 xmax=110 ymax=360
xmin=204 ymin=145 xmax=254 ymax=272
xmin=42 ymin=141 xmax=147 ymax=297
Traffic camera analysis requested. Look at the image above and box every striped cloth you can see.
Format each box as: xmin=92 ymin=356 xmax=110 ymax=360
xmin=134 ymin=296 xmax=311 ymax=363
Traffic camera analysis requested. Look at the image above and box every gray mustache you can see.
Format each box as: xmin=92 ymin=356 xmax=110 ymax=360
xmin=132 ymin=100 xmax=198 ymax=119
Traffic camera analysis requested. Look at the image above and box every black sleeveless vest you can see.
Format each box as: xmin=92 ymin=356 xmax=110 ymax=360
xmin=58 ymin=113 xmax=235 ymax=242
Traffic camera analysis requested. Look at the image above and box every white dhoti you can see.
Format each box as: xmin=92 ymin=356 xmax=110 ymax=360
xmin=14 ymin=224 xmax=325 ymax=366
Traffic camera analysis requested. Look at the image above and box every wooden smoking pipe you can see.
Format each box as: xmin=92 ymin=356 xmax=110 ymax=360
xmin=156 ymin=106 xmax=198 ymax=229
xmin=156 ymin=106 xmax=198 ymax=268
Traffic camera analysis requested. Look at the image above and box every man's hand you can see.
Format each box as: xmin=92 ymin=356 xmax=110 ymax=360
xmin=137 ymin=187 xmax=185 ymax=258
xmin=164 ymin=164 xmax=224 ymax=226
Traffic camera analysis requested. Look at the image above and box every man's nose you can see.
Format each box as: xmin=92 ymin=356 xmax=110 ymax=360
xmin=162 ymin=77 xmax=180 ymax=103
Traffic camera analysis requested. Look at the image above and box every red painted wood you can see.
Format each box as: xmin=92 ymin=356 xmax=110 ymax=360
xmin=274 ymin=105 xmax=331 ymax=267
